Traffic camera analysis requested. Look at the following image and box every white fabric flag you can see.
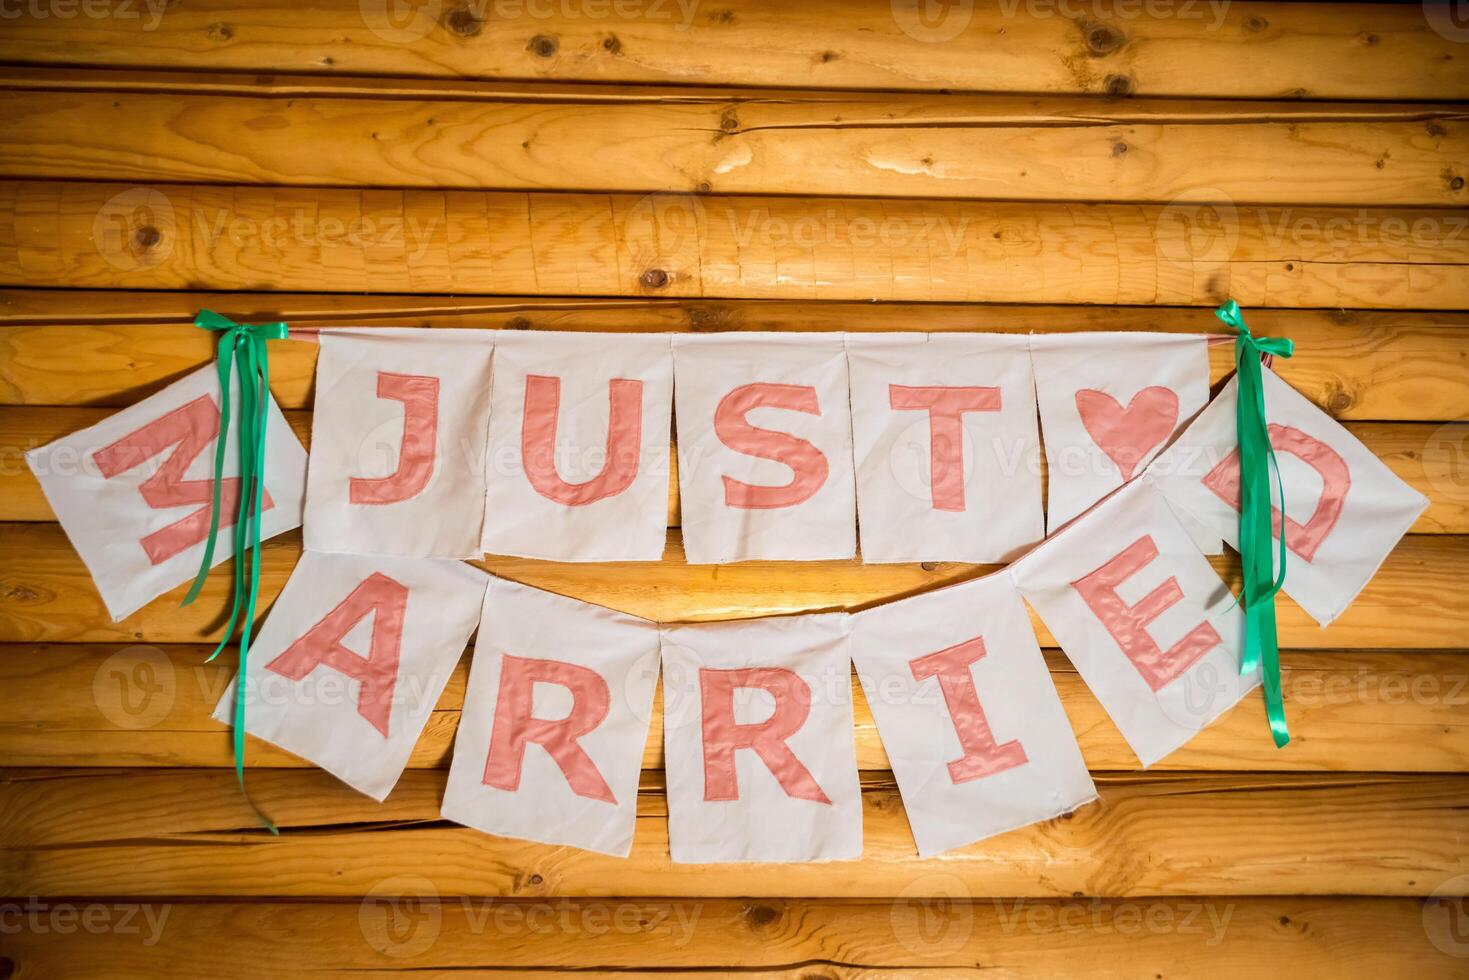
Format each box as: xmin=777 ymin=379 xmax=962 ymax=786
xmin=672 ymin=334 xmax=856 ymax=563
xmin=1030 ymin=333 xmax=1210 ymax=532
xmin=847 ymin=333 xmax=1042 ymax=563
xmin=661 ymin=613 xmax=861 ymax=862
xmin=482 ymin=332 xmax=673 ymax=561
xmin=305 ymin=329 xmax=494 ymax=559
xmin=441 ymin=578 xmax=661 ymax=857
xmin=849 ymin=572 xmax=1095 ymax=857
xmin=1011 ymin=478 xmax=1257 ymax=768
xmin=1148 ymin=368 xmax=1429 ymax=625
xmin=26 ymin=364 xmax=307 ymax=621
xmin=213 ymin=550 xmax=486 ymax=801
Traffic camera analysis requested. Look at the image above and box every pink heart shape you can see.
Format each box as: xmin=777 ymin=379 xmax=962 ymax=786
xmin=1075 ymin=387 xmax=1180 ymax=480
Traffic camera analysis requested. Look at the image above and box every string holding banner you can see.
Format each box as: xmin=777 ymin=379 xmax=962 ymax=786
xmin=182 ymin=309 xmax=290 ymax=831
xmin=1213 ymin=300 xmax=1294 ymax=747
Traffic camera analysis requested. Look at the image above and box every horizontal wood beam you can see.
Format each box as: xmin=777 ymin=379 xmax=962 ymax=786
xmin=2 ymin=768 xmax=1464 ymax=897
xmin=2 ymin=81 xmax=1464 ymax=205
xmin=6 ymin=644 xmax=1465 ymax=773
xmin=4 ymin=294 xmax=1468 ymax=422
xmin=0 ymin=524 xmax=1463 ymax=647
xmin=3 ymin=182 xmax=1466 ymax=307
xmin=4 ymin=408 xmax=1463 ymax=534
xmin=1 ymin=896 xmax=1459 ymax=978
xmin=0 ymin=0 xmax=1460 ymax=100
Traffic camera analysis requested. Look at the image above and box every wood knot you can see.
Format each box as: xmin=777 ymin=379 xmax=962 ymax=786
xmin=206 ymin=22 xmax=233 ymax=42
xmin=1451 ymin=176 xmax=1465 ymax=192
xmin=1244 ymin=15 xmax=1268 ymax=32
xmin=744 ymin=903 xmax=781 ymax=928
xmin=640 ymin=268 xmax=670 ymax=289
xmin=920 ymin=561 xmax=938 ymax=572
xmin=134 ymin=226 xmax=162 ymax=250
xmin=603 ymin=34 xmax=622 ymax=54
xmin=1328 ymin=390 xmax=1354 ymax=415
xmin=1086 ymin=24 xmax=1124 ymax=56
xmin=505 ymin=316 xmax=531 ymax=330
xmin=695 ymin=181 xmax=712 ymax=193
xmin=528 ymin=35 xmax=558 ymax=58
xmin=1111 ymin=140 xmax=1128 ymax=157
xmin=445 ymin=7 xmax=482 ymax=37
xmin=1103 ymin=73 xmax=1133 ymax=96
xmin=686 ymin=306 xmax=732 ymax=331
xmin=720 ymin=109 xmax=740 ymax=132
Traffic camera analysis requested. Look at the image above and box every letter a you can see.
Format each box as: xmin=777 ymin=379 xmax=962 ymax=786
xmin=264 ymin=572 xmax=410 ymax=736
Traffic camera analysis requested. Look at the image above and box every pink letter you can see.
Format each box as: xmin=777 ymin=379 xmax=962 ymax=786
xmin=909 ymin=636 xmax=1028 ymax=783
xmin=714 ymin=383 xmax=829 ymax=509
xmin=888 ymin=384 xmax=1002 ymax=511
xmin=521 ymin=374 xmax=643 ymax=506
xmin=483 ymin=654 xmax=616 ymax=803
xmin=264 ymin=572 xmax=410 ymax=737
xmin=350 ymin=372 xmax=439 ymax=505
xmin=699 ymin=667 xmax=830 ymax=804
xmin=1201 ymin=423 xmax=1350 ymax=562
xmin=1071 ymin=535 xmax=1220 ymax=691
xmin=91 ymin=394 xmax=274 ymax=565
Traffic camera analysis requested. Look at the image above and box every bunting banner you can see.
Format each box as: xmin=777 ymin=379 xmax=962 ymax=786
xmin=213 ymin=550 xmax=487 ymax=801
xmin=304 ymin=328 xmax=495 ymax=559
xmin=846 ymin=333 xmax=1042 ymax=563
xmin=482 ymin=331 xmax=674 ymax=561
xmin=441 ymin=577 xmax=662 ymax=856
xmin=26 ymin=363 xmax=307 ymax=621
xmin=28 ymin=313 xmax=1430 ymax=862
xmin=1030 ymin=332 xmax=1209 ymax=531
xmin=849 ymin=571 xmax=1095 ymax=856
xmin=660 ymin=614 xmax=862 ymax=863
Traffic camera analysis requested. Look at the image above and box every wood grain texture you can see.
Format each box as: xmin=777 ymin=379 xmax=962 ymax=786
xmin=0 ymin=524 xmax=1463 ymax=647
xmin=5 ymin=644 xmax=1466 ymax=773
xmin=1 ymin=80 xmax=1464 ymax=205
xmin=3 ymin=182 xmax=1467 ymax=308
xmin=5 ymin=294 xmax=1469 ymax=422
xmin=0 ymin=0 xmax=1460 ymax=100
xmin=3 ymin=768 xmax=1465 ymax=898
xmin=3 ymin=407 xmax=1462 ymax=535
xmin=2 ymin=896 xmax=1461 ymax=979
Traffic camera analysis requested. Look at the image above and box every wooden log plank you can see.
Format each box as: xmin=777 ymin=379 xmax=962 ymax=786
xmin=0 ymin=0 xmax=1459 ymax=101
xmin=3 ymin=408 xmax=1460 ymax=533
xmin=0 ymin=524 xmax=1462 ymax=648
xmin=4 ymin=644 xmax=1465 ymax=773
xmin=1 ymin=896 xmax=1459 ymax=979
xmin=2 ymin=768 xmax=1464 ymax=897
xmin=3 ymin=182 xmax=1466 ymax=308
xmin=3 ymin=292 xmax=1466 ymax=422
xmin=1 ymin=83 xmax=1463 ymax=206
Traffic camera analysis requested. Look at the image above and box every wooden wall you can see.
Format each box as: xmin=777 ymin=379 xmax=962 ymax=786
xmin=2 ymin=1 xmax=1468 ymax=975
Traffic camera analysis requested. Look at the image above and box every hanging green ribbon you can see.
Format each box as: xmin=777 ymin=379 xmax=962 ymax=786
xmin=1214 ymin=300 xmax=1293 ymax=747
xmin=182 ymin=309 xmax=289 ymax=832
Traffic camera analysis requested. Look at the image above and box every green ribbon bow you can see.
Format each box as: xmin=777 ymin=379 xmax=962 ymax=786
xmin=1214 ymin=300 xmax=1294 ymax=748
xmin=182 ymin=309 xmax=289 ymax=832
